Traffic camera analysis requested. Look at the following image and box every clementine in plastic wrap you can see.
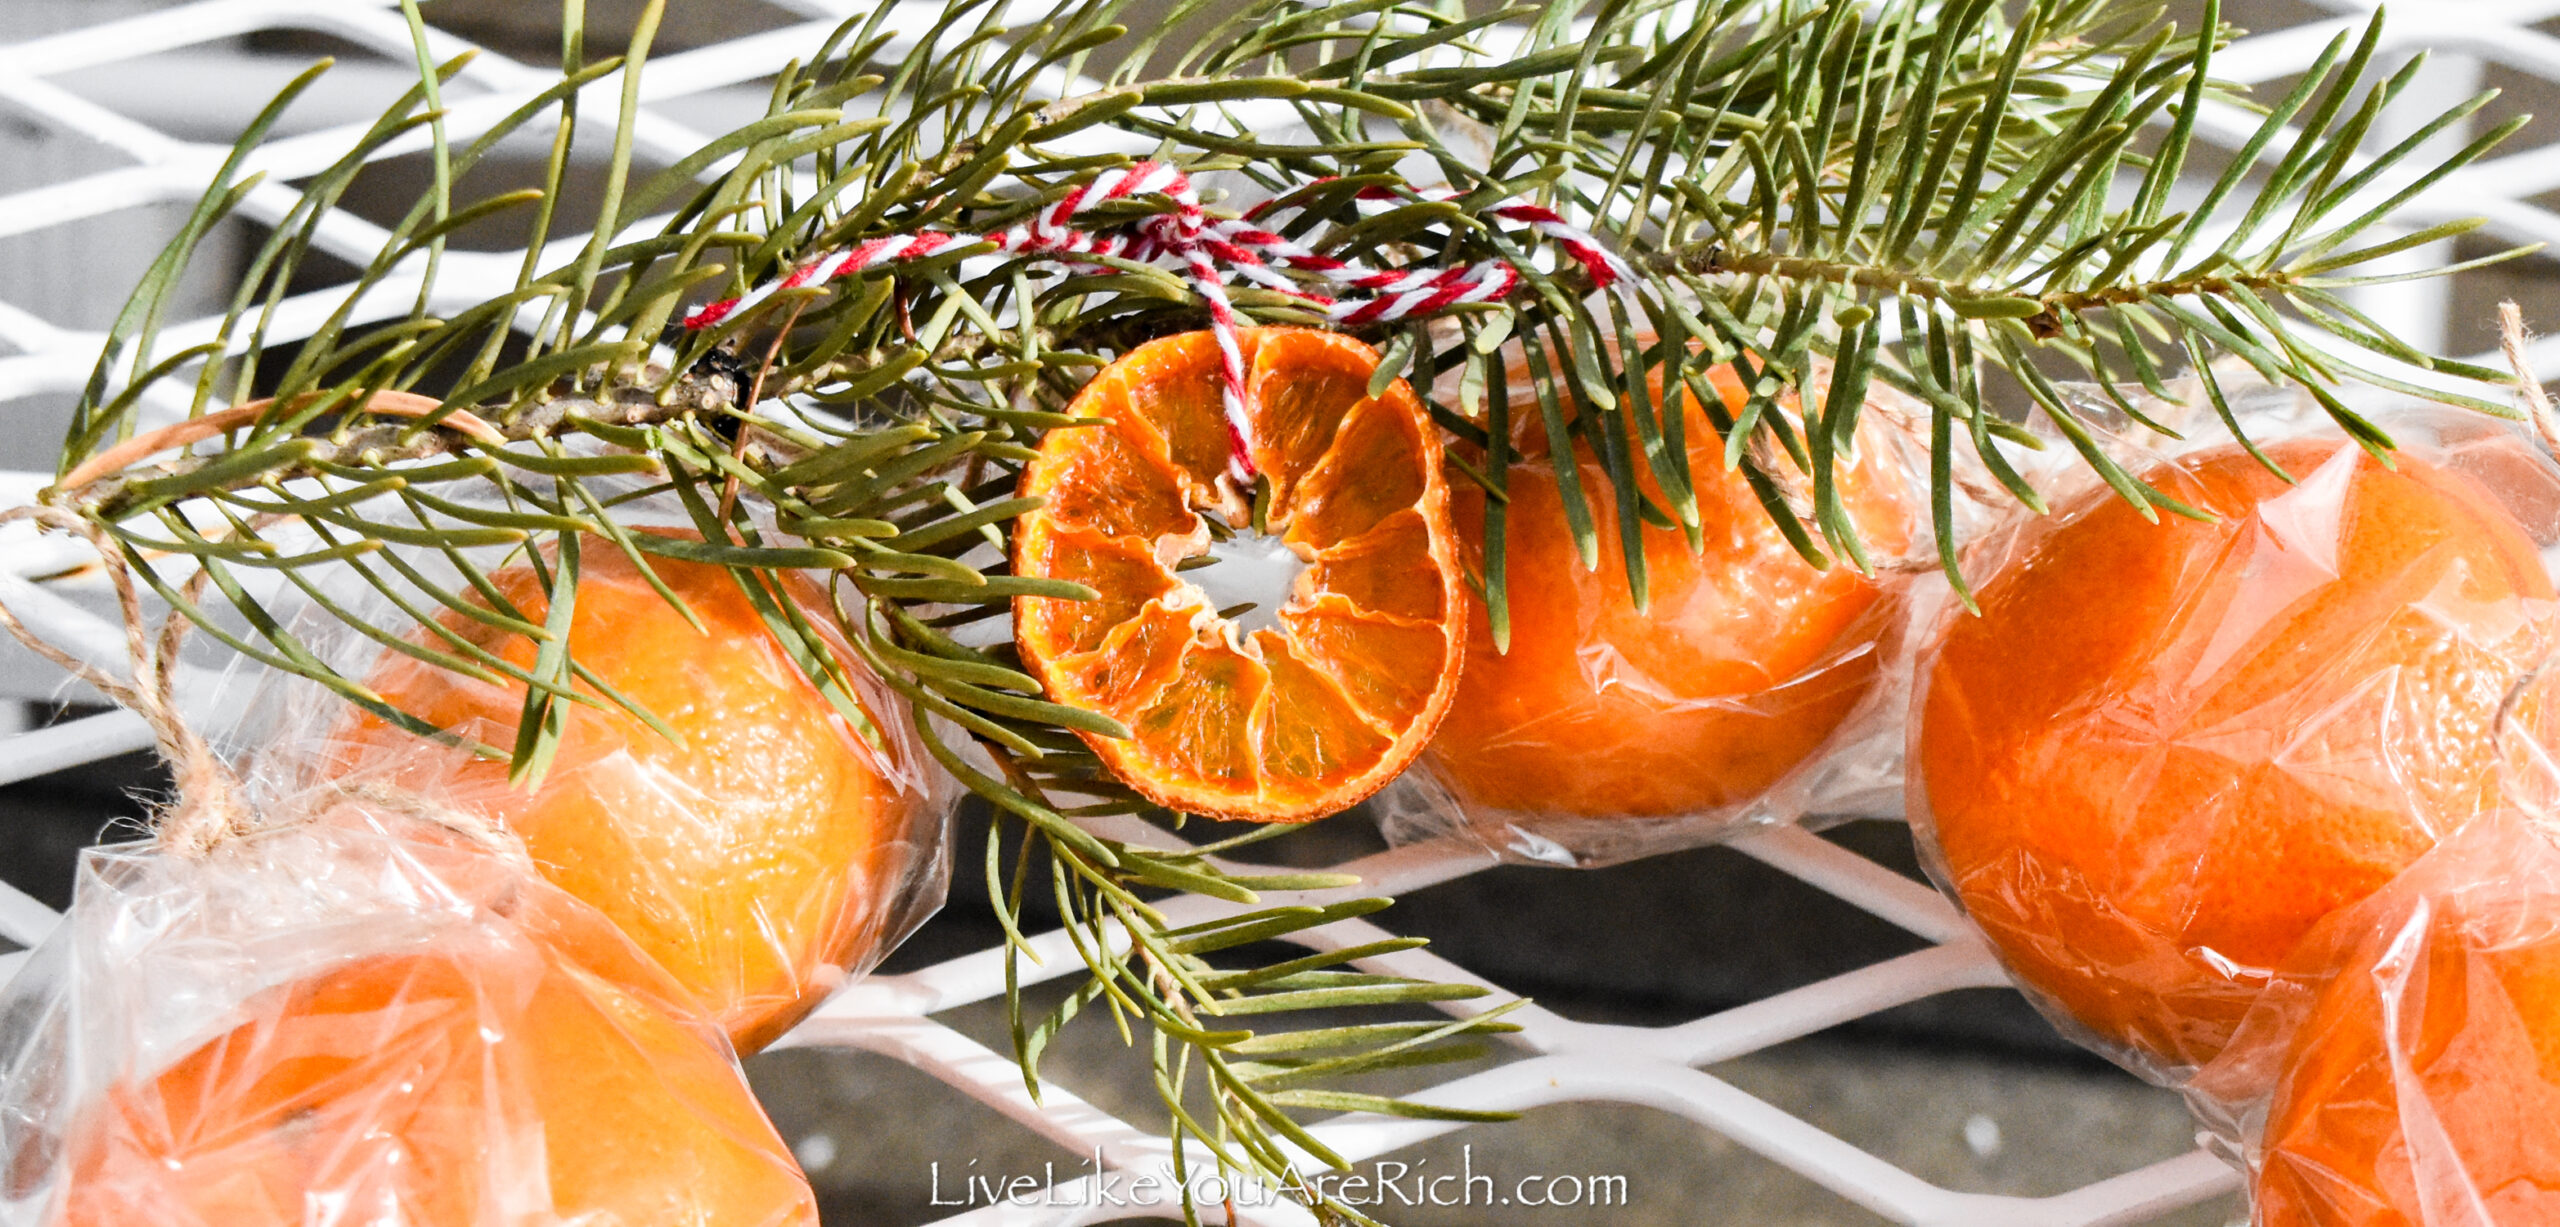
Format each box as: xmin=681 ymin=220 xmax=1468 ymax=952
xmin=2184 ymin=814 xmax=2560 ymax=1227
xmin=1012 ymin=327 xmax=1466 ymax=822
xmin=49 ymin=896 xmax=817 ymax=1225
xmin=2257 ymin=916 xmax=2560 ymax=1226
xmin=339 ymin=537 xmax=940 ymax=1052
xmin=1424 ymin=361 xmax=1917 ymax=821
xmin=1915 ymin=437 xmax=2558 ymax=1075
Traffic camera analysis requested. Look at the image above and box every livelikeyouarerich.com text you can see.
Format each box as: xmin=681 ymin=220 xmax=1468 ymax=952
xmin=928 ymin=1146 xmax=1631 ymax=1210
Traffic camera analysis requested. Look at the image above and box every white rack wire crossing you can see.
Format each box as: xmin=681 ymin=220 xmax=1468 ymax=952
xmin=3 ymin=0 xmax=2545 ymax=1222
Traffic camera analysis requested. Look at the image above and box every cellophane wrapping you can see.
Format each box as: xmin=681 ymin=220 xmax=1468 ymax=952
xmin=0 ymin=777 xmax=819 ymax=1226
xmin=315 ymin=525 xmax=959 ymax=1052
xmin=1906 ymin=390 xmax=2560 ymax=1087
xmin=1377 ymin=352 xmax=1948 ymax=867
xmin=2186 ymin=803 xmax=2560 ymax=1226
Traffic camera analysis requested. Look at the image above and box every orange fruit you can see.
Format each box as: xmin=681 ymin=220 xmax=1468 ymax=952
xmin=1012 ymin=327 xmax=1466 ymax=822
xmin=1915 ymin=436 xmax=2558 ymax=1074
xmin=2245 ymin=823 xmax=2560 ymax=1227
xmin=338 ymin=537 xmax=942 ymax=1053
xmin=51 ymin=866 xmax=817 ymax=1225
xmin=1424 ymin=361 xmax=1917 ymax=821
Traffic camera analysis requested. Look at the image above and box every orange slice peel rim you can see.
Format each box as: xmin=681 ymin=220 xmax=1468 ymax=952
xmin=1012 ymin=327 xmax=1467 ymax=823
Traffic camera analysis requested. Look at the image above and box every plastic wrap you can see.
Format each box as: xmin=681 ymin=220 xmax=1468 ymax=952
xmin=0 ymin=788 xmax=818 ymax=1226
xmin=1378 ymin=355 xmax=1937 ymax=867
xmin=2186 ymin=807 xmax=2560 ymax=1227
xmin=1907 ymin=402 xmax=2560 ymax=1084
xmin=323 ymin=532 xmax=958 ymax=1053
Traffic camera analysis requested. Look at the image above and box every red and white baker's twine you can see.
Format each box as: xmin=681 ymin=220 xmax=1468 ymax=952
xmin=679 ymin=162 xmax=1636 ymax=488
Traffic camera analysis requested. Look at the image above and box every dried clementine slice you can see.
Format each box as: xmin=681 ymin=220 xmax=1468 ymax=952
xmin=1014 ymin=328 xmax=1465 ymax=822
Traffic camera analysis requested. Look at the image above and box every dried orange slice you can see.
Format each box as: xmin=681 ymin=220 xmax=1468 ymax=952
xmin=1014 ymin=328 xmax=1465 ymax=822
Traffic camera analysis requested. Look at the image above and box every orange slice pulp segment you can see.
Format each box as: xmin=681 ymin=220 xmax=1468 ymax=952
xmin=1014 ymin=328 xmax=1466 ymax=822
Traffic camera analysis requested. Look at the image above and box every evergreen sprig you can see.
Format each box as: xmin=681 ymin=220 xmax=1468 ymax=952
xmin=34 ymin=0 xmax=2525 ymax=1221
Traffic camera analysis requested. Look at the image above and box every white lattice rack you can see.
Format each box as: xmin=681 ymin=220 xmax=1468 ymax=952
xmin=5 ymin=1 xmax=2556 ymax=1222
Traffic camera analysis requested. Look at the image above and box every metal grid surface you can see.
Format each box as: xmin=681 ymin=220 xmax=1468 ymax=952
xmin=2 ymin=1 xmax=2553 ymax=1222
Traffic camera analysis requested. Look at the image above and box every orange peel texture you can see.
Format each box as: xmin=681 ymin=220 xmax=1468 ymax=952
xmin=1916 ymin=438 xmax=2559 ymax=1074
xmin=1013 ymin=328 xmax=1467 ymax=823
xmin=339 ymin=537 xmax=942 ymax=1053
xmin=1425 ymin=361 xmax=1917 ymax=821
xmin=2258 ymin=910 xmax=2560 ymax=1227
xmin=2184 ymin=815 xmax=2560 ymax=1227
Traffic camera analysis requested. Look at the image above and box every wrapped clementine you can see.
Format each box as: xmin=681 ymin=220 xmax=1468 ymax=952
xmin=1012 ymin=328 xmax=1467 ymax=822
xmin=1912 ymin=414 xmax=2560 ymax=1079
xmin=1387 ymin=355 xmax=1925 ymax=866
xmin=2190 ymin=809 xmax=2560 ymax=1227
xmin=0 ymin=811 xmax=817 ymax=1227
xmin=333 ymin=535 xmax=952 ymax=1053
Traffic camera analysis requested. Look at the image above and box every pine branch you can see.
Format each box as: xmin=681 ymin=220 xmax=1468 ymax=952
xmin=1637 ymin=241 xmax=2335 ymax=341
xmin=57 ymin=372 xmax=728 ymax=520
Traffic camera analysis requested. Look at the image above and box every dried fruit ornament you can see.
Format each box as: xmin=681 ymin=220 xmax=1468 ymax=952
xmin=1911 ymin=412 xmax=2560 ymax=1080
xmin=1012 ymin=327 xmax=1467 ymax=822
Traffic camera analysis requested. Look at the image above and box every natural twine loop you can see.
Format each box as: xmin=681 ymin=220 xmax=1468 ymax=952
xmin=0 ymin=502 xmax=528 ymax=862
xmin=0 ymin=501 xmax=245 ymax=854
xmin=2499 ymin=300 xmax=2560 ymax=457
xmin=2492 ymin=306 xmax=2560 ymax=844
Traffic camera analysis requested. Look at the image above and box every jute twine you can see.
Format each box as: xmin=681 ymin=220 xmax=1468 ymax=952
xmin=0 ymin=501 xmax=520 ymax=860
xmin=2501 ymin=300 xmax=2560 ymax=456
xmin=0 ymin=502 xmax=243 ymax=855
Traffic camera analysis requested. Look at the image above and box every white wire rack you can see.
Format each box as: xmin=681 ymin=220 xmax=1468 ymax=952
xmin=1 ymin=1 xmax=2554 ymax=1222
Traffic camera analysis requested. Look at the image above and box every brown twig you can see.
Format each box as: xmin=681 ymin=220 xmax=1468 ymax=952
xmin=49 ymin=333 xmax=1017 ymax=519
xmin=1629 ymin=241 xmax=2295 ymax=340
xmin=721 ymin=299 xmax=813 ymax=520
xmin=51 ymin=373 xmax=736 ymax=518
xmin=60 ymin=391 xmax=504 ymax=490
